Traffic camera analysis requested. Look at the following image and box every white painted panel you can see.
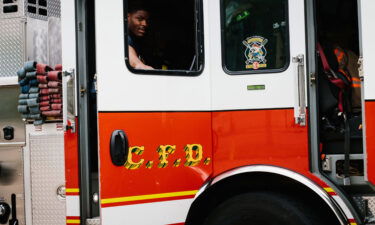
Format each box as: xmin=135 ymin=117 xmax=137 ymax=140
xmin=66 ymin=196 xmax=80 ymax=217
xmin=95 ymin=0 xmax=211 ymax=111
xmin=211 ymin=0 xmax=306 ymax=110
xmin=360 ymin=0 xmax=375 ymax=100
xmin=101 ymin=199 xmax=194 ymax=225
xmin=61 ymin=0 xmax=76 ymax=71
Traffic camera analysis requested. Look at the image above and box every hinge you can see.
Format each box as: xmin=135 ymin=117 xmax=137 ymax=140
xmin=78 ymin=22 xmax=83 ymax=31
xmin=309 ymin=72 xmax=316 ymax=85
xmin=358 ymin=56 xmax=364 ymax=81
xmin=80 ymin=86 xmax=87 ymax=97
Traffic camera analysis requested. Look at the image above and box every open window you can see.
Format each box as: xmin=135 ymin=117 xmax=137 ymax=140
xmin=124 ymin=0 xmax=204 ymax=76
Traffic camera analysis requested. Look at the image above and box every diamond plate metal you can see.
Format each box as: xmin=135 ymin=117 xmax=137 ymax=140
xmin=0 ymin=0 xmax=25 ymax=19
xmin=26 ymin=18 xmax=48 ymax=64
xmin=353 ymin=195 xmax=375 ymax=221
xmin=25 ymin=0 xmax=60 ymax=21
xmin=0 ymin=18 xmax=26 ymax=78
xmin=29 ymin=129 xmax=65 ymax=225
xmin=1 ymin=0 xmax=60 ymax=20
xmin=47 ymin=0 xmax=61 ymax=18
xmin=48 ymin=17 xmax=62 ymax=66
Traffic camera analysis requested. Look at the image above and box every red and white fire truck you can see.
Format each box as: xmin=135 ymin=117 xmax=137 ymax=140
xmin=1 ymin=0 xmax=375 ymax=224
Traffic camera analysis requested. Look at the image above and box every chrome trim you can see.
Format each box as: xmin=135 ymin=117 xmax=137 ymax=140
xmin=196 ymin=165 xmax=348 ymax=225
xmin=0 ymin=142 xmax=25 ymax=147
xmin=293 ymin=54 xmax=307 ymax=126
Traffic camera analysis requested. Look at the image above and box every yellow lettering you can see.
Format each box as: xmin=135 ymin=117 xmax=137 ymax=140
xmin=204 ymin=157 xmax=211 ymax=165
xmin=173 ymin=159 xmax=181 ymax=167
xmin=157 ymin=145 xmax=176 ymax=168
xmin=145 ymin=161 xmax=154 ymax=169
xmin=184 ymin=144 xmax=203 ymax=167
xmin=125 ymin=146 xmax=145 ymax=170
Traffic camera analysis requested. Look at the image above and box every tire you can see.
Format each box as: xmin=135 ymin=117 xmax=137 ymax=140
xmin=203 ymin=192 xmax=333 ymax=225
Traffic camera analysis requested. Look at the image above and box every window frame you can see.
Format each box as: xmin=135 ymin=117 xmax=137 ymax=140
xmin=220 ymin=0 xmax=291 ymax=75
xmin=123 ymin=0 xmax=205 ymax=77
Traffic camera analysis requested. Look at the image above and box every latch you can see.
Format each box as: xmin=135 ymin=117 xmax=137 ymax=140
xmin=65 ymin=119 xmax=76 ymax=133
xmin=63 ymin=69 xmax=75 ymax=78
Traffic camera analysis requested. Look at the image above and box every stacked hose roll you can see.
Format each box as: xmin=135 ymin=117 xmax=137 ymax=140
xmin=16 ymin=61 xmax=63 ymax=125
xmin=40 ymin=65 xmax=63 ymax=119
xmin=17 ymin=61 xmax=43 ymax=125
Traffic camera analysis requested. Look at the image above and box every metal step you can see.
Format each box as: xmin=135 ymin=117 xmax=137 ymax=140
xmin=353 ymin=195 xmax=375 ymax=223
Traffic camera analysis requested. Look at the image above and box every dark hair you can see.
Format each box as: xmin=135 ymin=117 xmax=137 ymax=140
xmin=128 ymin=1 xmax=149 ymax=13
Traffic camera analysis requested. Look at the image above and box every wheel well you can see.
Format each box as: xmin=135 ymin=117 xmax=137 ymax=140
xmin=185 ymin=172 xmax=341 ymax=225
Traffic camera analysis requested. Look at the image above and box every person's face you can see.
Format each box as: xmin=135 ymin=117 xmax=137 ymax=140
xmin=128 ymin=10 xmax=150 ymax=37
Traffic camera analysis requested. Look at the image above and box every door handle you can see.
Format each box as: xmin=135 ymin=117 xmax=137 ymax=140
xmin=110 ymin=130 xmax=129 ymax=166
xmin=293 ymin=54 xmax=307 ymax=126
xmin=62 ymin=68 xmax=77 ymax=133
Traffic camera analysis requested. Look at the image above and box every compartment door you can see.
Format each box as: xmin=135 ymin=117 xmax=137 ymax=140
xmin=358 ymin=0 xmax=375 ymax=185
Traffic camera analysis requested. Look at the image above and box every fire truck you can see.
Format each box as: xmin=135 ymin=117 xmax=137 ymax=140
xmin=1 ymin=0 xmax=375 ymax=224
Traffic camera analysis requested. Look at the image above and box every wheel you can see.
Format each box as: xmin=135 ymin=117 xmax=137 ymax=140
xmin=203 ymin=192 xmax=333 ymax=225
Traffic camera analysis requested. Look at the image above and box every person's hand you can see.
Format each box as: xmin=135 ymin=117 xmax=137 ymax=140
xmin=134 ymin=64 xmax=154 ymax=70
xmin=129 ymin=46 xmax=154 ymax=70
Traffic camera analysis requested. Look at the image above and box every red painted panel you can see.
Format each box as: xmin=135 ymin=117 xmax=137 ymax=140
xmin=64 ymin=118 xmax=80 ymax=191
xmin=98 ymin=112 xmax=213 ymax=202
xmin=365 ymin=101 xmax=375 ymax=185
xmin=212 ymin=109 xmax=309 ymax=176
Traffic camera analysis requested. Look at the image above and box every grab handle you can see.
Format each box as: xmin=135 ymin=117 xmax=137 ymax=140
xmin=293 ymin=54 xmax=307 ymax=126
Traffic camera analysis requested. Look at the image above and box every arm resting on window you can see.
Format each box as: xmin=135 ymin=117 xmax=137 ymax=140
xmin=128 ymin=46 xmax=154 ymax=70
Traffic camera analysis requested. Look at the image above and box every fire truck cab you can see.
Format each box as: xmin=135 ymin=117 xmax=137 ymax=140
xmin=1 ymin=0 xmax=375 ymax=225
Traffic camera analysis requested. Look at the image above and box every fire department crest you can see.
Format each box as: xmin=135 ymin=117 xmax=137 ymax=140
xmin=243 ymin=36 xmax=268 ymax=70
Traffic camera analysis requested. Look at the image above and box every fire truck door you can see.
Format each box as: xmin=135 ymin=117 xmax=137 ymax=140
xmin=95 ymin=0 xmax=212 ymax=224
xmin=210 ymin=0 xmax=309 ymax=173
xmin=358 ymin=0 xmax=375 ymax=185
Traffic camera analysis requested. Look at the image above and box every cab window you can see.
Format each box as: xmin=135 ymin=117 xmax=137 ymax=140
xmin=125 ymin=0 xmax=204 ymax=76
xmin=222 ymin=0 xmax=289 ymax=74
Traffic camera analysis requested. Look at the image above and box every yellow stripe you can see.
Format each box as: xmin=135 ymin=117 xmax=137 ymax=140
xmin=66 ymin=219 xmax=80 ymax=224
xmin=350 ymin=223 xmax=357 ymax=225
xmin=102 ymin=190 xmax=198 ymax=204
xmin=324 ymin=187 xmax=335 ymax=193
xmin=66 ymin=188 xmax=80 ymax=193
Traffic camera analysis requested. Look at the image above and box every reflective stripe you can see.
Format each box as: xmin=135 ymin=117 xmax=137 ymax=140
xmin=66 ymin=219 xmax=80 ymax=224
xmin=101 ymin=190 xmax=198 ymax=205
xmin=66 ymin=188 xmax=80 ymax=194
xmin=352 ymin=84 xmax=361 ymax=88
xmin=324 ymin=187 xmax=336 ymax=194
